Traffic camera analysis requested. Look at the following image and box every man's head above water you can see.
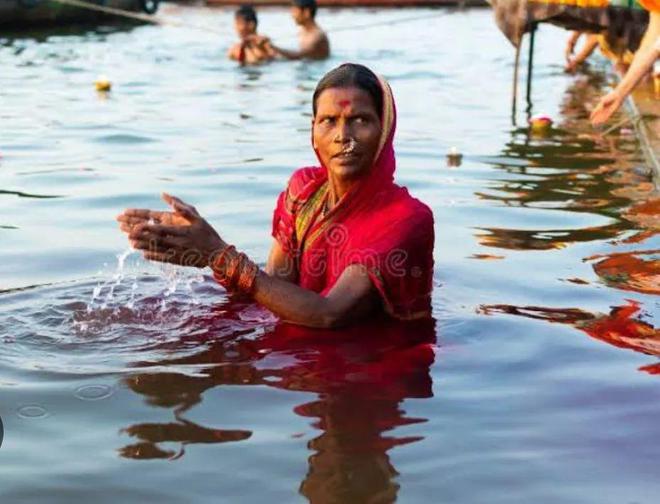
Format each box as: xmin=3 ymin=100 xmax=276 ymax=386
xmin=291 ymin=0 xmax=317 ymax=25
xmin=234 ymin=4 xmax=258 ymax=40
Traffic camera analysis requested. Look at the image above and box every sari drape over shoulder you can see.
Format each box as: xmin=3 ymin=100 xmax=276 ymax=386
xmin=272 ymin=75 xmax=435 ymax=320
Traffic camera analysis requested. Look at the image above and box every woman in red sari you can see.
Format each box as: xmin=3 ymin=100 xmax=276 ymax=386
xmin=117 ymin=63 xmax=434 ymax=328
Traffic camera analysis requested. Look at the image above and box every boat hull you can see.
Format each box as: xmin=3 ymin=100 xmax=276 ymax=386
xmin=0 ymin=0 xmax=151 ymax=27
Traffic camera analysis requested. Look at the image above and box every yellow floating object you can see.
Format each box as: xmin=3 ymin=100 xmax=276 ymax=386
xmin=95 ymin=75 xmax=112 ymax=92
xmin=529 ymin=114 xmax=553 ymax=133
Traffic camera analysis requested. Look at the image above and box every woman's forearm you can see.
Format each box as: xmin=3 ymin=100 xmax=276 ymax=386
xmin=252 ymin=272 xmax=342 ymax=328
xmin=615 ymin=37 xmax=659 ymax=98
xmin=615 ymin=13 xmax=660 ymax=97
xmin=573 ymin=35 xmax=599 ymax=65
xmin=212 ymin=244 xmax=362 ymax=328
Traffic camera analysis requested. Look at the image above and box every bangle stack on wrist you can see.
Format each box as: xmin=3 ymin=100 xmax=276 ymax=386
xmin=211 ymin=245 xmax=259 ymax=295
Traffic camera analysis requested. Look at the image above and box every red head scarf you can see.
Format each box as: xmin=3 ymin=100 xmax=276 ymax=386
xmin=272 ymin=72 xmax=435 ymax=320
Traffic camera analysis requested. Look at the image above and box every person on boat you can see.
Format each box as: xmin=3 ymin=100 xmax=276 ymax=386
xmin=564 ymin=31 xmax=599 ymax=73
xmin=116 ymin=63 xmax=435 ymax=329
xmin=227 ymin=5 xmax=275 ymax=65
xmin=591 ymin=0 xmax=659 ymax=125
xmin=251 ymin=0 xmax=330 ymax=60
xmin=564 ymin=30 xmax=635 ymax=75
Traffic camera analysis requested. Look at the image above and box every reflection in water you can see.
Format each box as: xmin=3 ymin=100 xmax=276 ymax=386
xmin=480 ymin=300 xmax=660 ymax=374
xmin=585 ymin=249 xmax=660 ymax=295
xmin=120 ymin=416 xmax=252 ymax=460
xmin=622 ymin=198 xmax=660 ymax=237
xmin=121 ymin=315 xmax=436 ymax=503
xmin=476 ymin=71 xmax=654 ymax=253
xmin=475 ymin=224 xmax=624 ymax=251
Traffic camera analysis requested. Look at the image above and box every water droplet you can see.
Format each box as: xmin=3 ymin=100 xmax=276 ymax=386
xmin=17 ymin=404 xmax=49 ymax=419
xmin=74 ymin=384 xmax=114 ymax=401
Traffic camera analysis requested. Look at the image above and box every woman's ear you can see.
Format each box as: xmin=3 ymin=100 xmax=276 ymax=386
xmin=311 ymin=119 xmax=317 ymax=150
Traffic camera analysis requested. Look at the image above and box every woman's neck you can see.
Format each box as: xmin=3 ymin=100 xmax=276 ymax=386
xmin=327 ymin=176 xmax=358 ymax=209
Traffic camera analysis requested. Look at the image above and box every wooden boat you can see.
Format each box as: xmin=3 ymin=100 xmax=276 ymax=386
xmin=0 ymin=0 xmax=160 ymax=28
xmin=205 ymin=0 xmax=488 ymax=6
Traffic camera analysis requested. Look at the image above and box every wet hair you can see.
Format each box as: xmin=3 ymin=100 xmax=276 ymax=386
xmin=312 ymin=63 xmax=383 ymax=119
xmin=235 ymin=4 xmax=257 ymax=26
xmin=292 ymin=0 xmax=317 ymax=18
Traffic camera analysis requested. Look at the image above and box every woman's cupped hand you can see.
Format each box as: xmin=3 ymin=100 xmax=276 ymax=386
xmin=116 ymin=193 xmax=226 ymax=268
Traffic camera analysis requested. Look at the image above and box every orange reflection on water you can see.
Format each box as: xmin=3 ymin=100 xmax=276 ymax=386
xmin=479 ymin=300 xmax=659 ymax=374
xmin=622 ymin=198 xmax=660 ymax=233
xmin=585 ymin=249 xmax=660 ymax=295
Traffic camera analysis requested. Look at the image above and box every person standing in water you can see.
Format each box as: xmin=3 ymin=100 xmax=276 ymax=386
xmin=227 ymin=5 xmax=275 ymax=65
xmin=117 ymin=64 xmax=434 ymax=328
xmin=252 ymin=0 xmax=330 ymax=61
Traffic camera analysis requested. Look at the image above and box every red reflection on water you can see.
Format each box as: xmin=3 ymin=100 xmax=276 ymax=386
xmin=585 ymin=249 xmax=660 ymax=295
xmin=120 ymin=311 xmax=437 ymax=502
xmin=480 ymin=300 xmax=659 ymax=374
xmin=622 ymin=198 xmax=660 ymax=235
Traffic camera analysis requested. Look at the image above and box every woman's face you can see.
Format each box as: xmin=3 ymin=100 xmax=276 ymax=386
xmin=312 ymin=86 xmax=382 ymax=183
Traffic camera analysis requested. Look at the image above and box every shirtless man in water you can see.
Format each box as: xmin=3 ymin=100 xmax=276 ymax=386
xmin=252 ymin=0 xmax=329 ymax=61
xmin=227 ymin=5 xmax=274 ymax=65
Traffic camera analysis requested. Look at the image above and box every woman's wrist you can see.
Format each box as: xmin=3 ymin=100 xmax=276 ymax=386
xmin=210 ymin=245 xmax=260 ymax=295
xmin=210 ymin=244 xmax=235 ymax=274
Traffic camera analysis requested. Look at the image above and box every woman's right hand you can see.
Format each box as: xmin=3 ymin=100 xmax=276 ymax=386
xmin=116 ymin=207 xmax=191 ymax=235
xmin=590 ymin=90 xmax=624 ymax=127
xmin=117 ymin=193 xmax=225 ymax=269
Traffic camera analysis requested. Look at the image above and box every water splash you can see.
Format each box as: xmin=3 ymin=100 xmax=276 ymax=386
xmin=88 ymin=247 xmax=134 ymax=312
xmin=86 ymin=246 xmax=208 ymax=317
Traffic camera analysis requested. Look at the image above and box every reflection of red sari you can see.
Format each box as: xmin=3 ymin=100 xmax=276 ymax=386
xmin=121 ymin=309 xmax=438 ymax=465
xmin=267 ymin=317 xmax=437 ymax=398
xmin=272 ymin=77 xmax=434 ymax=320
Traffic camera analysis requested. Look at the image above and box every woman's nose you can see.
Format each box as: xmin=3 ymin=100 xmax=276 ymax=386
xmin=333 ymin=121 xmax=352 ymax=143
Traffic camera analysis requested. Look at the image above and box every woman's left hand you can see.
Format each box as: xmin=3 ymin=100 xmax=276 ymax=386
xmin=117 ymin=193 xmax=225 ymax=268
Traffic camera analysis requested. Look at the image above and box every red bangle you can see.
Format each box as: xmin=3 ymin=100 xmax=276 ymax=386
xmin=237 ymin=259 xmax=259 ymax=294
xmin=211 ymin=245 xmax=258 ymax=295
xmin=211 ymin=245 xmax=236 ymax=277
xmin=225 ymin=253 xmax=243 ymax=289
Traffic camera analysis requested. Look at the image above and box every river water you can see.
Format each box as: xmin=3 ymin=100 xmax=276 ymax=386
xmin=1 ymin=5 xmax=659 ymax=503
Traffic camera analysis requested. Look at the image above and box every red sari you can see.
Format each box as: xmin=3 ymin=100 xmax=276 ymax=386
xmin=272 ymin=75 xmax=435 ymax=320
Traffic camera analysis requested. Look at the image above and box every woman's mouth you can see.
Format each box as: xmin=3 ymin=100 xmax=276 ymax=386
xmin=333 ymin=140 xmax=360 ymax=161
xmin=333 ymin=151 xmax=360 ymax=162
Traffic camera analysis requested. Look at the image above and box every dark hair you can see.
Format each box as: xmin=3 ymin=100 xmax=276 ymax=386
xmin=235 ymin=4 xmax=257 ymax=26
xmin=292 ymin=0 xmax=317 ymax=18
xmin=312 ymin=63 xmax=383 ymax=119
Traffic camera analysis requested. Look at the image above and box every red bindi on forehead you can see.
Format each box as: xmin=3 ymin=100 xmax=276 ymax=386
xmin=338 ymin=99 xmax=351 ymax=108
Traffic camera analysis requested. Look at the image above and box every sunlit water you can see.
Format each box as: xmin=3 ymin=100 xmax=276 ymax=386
xmin=1 ymin=5 xmax=659 ymax=503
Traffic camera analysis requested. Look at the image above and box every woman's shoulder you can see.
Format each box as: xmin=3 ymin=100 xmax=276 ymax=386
xmin=383 ymin=186 xmax=434 ymax=227
xmin=285 ymin=166 xmax=326 ymax=199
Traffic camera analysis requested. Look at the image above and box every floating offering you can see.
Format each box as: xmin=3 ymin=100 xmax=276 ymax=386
xmin=95 ymin=75 xmax=112 ymax=92
xmin=529 ymin=114 xmax=553 ymax=134
xmin=446 ymin=146 xmax=462 ymax=167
